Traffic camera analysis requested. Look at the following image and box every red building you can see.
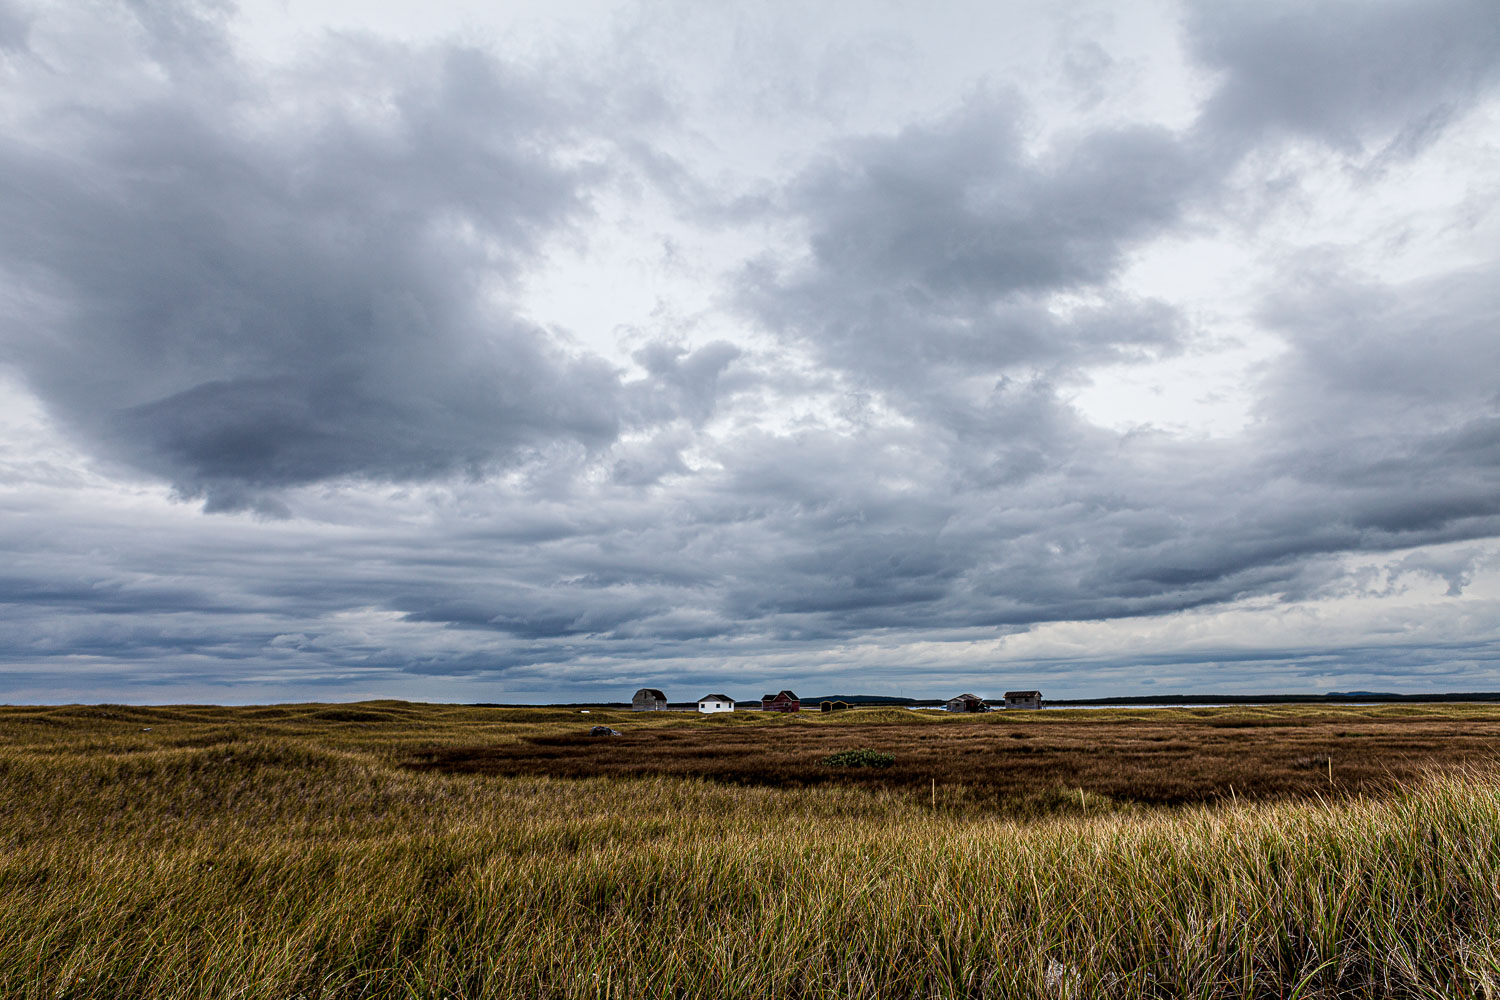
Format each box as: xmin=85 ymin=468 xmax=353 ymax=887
xmin=760 ymin=690 xmax=800 ymax=712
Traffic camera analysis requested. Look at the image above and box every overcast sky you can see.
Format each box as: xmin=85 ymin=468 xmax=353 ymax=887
xmin=2 ymin=0 xmax=1498 ymax=705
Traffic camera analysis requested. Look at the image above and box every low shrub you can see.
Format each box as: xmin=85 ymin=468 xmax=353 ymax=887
xmin=821 ymin=748 xmax=894 ymax=768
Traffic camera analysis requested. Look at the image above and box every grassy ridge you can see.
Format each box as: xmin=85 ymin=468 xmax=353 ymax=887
xmin=3 ymin=704 xmax=1500 ymax=997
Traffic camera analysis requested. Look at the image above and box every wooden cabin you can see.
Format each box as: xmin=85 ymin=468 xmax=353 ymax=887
xmin=761 ymin=690 xmax=800 ymax=712
xmin=944 ymin=693 xmax=986 ymax=713
xmin=631 ymin=688 xmax=669 ymax=711
xmin=1003 ymin=690 xmax=1042 ymax=709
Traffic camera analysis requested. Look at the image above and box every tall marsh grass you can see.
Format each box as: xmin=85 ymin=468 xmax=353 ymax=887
xmin=3 ymin=716 xmax=1499 ymax=997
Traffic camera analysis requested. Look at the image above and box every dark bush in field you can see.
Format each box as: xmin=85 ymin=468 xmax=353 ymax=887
xmin=821 ymin=748 xmax=895 ymax=768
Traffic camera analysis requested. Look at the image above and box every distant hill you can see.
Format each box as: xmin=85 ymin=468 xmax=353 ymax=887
xmin=1047 ymin=692 xmax=1500 ymax=706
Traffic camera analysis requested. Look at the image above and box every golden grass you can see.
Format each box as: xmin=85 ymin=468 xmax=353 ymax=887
xmin=3 ymin=702 xmax=1500 ymax=998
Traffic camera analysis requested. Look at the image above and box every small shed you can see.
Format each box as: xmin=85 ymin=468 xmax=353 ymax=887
xmin=761 ymin=690 xmax=800 ymax=712
xmin=819 ymin=700 xmax=851 ymax=713
xmin=631 ymin=688 xmax=668 ymax=711
xmin=1003 ymin=690 xmax=1042 ymax=710
xmin=944 ymin=693 xmax=986 ymax=713
xmin=698 ymin=694 xmax=735 ymax=713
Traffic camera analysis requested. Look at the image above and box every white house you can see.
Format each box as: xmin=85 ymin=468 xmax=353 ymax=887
xmin=697 ymin=693 xmax=735 ymax=713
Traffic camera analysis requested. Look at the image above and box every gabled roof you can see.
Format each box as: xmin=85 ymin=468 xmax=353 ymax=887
xmin=764 ymin=689 xmax=798 ymax=701
xmin=698 ymin=693 xmax=734 ymax=702
xmin=948 ymin=693 xmax=982 ymax=701
xmin=1003 ymin=690 xmax=1041 ymax=698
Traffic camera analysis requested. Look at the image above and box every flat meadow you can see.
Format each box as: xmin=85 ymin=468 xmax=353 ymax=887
xmin=4 ymin=701 xmax=1500 ymax=998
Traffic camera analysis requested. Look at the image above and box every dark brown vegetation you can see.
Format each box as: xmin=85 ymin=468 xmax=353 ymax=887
xmin=411 ymin=705 xmax=1500 ymax=809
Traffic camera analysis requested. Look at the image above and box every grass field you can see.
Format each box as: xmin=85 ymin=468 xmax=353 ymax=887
xmin=414 ymin=703 xmax=1500 ymax=809
xmin=4 ymin=701 xmax=1500 ymax=998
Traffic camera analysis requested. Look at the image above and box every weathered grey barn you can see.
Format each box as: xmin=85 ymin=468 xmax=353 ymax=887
xmin=1003 ymin=690 xmax=1042 ymax=709
xmin=631 ymin=688 xmax=668 ymax=711
xmin=944 ymin=693 xmax=986 ymax=713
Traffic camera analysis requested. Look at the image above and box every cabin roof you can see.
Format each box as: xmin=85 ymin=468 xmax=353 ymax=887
xmin=1003 ymin=690 xmax=1041 ymax=698
xmin=948 ymin=693 xmax=982 ymax=701
xmin=698 ymin=693 xmax=733 ymax=702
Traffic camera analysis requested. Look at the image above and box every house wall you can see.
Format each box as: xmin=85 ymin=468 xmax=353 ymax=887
xmin=698 ymin=700 xmax=734 ymax=713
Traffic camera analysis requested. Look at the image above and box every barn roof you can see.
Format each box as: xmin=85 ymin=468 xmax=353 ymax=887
xmin=634 ymin=688 xmax=667 ymax=700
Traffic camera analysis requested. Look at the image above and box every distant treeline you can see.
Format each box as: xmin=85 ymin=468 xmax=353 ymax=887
xmin=1046 ymin=692 xmax=1500 ymax=706
xmin=474 ymin=691 xmax=1500 ymax=709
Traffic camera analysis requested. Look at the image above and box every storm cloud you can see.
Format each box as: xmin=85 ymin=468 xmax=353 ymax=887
xmin=1187 ymin=0 xmax=1500 ymax=155
xmin=1 ymin=0 xmax=1498 ymax=702
xmin=0 ymin=4 xmax=635 ymax=513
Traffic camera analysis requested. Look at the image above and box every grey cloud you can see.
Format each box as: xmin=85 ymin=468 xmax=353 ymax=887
xmin=1187 ymin=0 xmax=1500 ymax=157
xmin=1392 ymin=548 xmax=1490 ymax=597
xmin=985 ymin=636 xmax=1500 ymax=697
xmin=1251 ymin=267 xmax=1500 ymax=541
xmin=0 ymin=4 xmax=634 ymax=512
xmin=626 ymin=340 xmax=744 ymax=425
xmin=1258 ymin=266 xmax=1500 ymax=416
xmin=789 ymin=105 xmax=1192 ymax=297
xmin=0 ymin=439 xmax=1496 ymax=697
xmin=0 ymin=0 xmax=31 ymax=54
xmin=610 ymin=430 xmax=691 ymax=487
xmin=741 ymin=97 xmax=1200 ymax=402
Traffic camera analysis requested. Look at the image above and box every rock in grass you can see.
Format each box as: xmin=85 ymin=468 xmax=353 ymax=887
xmin=1044 ymin=959 xmax=1081 ymax=996
xmin=588 ymin=726 xmax=622 ymax=737
xmin=821 ymin=748 xmax=894 ymax=768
